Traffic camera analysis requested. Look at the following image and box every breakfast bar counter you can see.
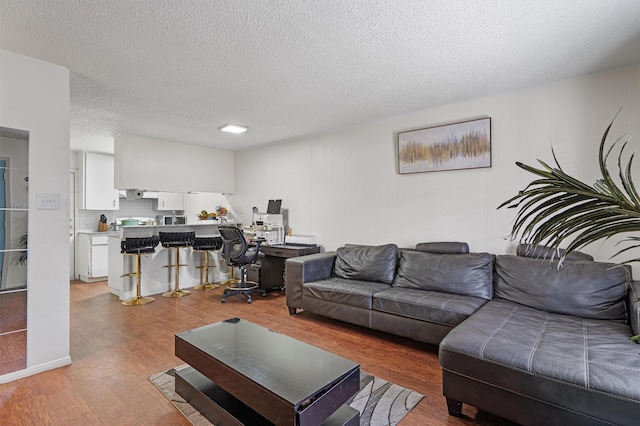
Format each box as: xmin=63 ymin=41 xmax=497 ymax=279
xmin=107 ymin=222 xmax=233 ymax=300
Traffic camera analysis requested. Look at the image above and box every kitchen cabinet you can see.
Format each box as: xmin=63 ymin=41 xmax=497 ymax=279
xmin=114 ymin=134 xmax=234 ymax=193
xmin=78 ymin=233 xmax=109 ymax=282
xmin=82 ymin=152 xmax=119 ymax=210
xmin=143 ymin=191 xmax=159 ymax=198
xmin=153 ymin=192 xmax=184 ymax=211
xmin=118 ymin=190 xmax=158 ymax=199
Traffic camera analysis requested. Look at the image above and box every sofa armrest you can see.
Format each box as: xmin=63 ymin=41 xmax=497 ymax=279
xmin=285 ymin=251 xmax=336 ymax=314
xmin=629 ymin=280 xmax=640 ymax=338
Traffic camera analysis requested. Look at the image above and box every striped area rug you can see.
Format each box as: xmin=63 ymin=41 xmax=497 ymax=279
xmin=149 ymin=364 xmax=423 ymax=426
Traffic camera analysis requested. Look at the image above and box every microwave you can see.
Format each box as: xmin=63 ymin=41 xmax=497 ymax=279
xmin=157 ymin=215 xmax=187 ymax=225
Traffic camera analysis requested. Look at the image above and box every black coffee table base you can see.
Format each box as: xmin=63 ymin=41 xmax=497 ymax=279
xmin=176 ymin=366 xmax=360 ymax=426
xmin=174 ymin=318 xmax=361 ymax=425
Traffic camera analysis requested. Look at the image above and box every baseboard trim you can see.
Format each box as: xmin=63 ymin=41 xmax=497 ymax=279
xmin=0 ymin=356 xmax=72 ymax=384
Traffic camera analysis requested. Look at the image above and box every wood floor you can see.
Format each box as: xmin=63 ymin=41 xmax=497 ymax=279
xmin=0 ymin=280 xmax=512 ymax=425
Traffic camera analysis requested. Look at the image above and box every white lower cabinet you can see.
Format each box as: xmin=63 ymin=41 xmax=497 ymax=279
xmin=78 ymin=233 xmax=109 ymax=282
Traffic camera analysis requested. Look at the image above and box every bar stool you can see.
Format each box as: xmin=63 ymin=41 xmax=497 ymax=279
xmin=159 ymin=231 xmax=195 ymax=298
xmin=191 ymin=236 xmax=223 ymax=291
xmin=120 ymin=236 xmax=160 ymax=306
xmin=224 ymin=263 xmax=239 ymax=285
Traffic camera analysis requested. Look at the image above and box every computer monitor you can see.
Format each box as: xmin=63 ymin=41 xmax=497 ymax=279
xmin=267 ymin=199 xmax=282 ymax=214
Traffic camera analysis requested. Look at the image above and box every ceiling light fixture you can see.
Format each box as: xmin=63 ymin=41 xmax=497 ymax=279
xmin=219 ymin=124 xmax=248 ymax=134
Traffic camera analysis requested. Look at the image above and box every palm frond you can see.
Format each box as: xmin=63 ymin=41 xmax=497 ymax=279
xmin=499 ymin=111 xmax=639 ymax=264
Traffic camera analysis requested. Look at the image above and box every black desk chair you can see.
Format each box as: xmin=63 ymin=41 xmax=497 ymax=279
xmin=219 ymin=226 xmax=266 ymax=304
xmin=120 ymin=236 xmax=160 ymax=306
xmin=159 ymin=231 xmax=195 ymax=298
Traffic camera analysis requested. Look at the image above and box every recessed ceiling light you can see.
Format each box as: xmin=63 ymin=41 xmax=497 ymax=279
xmin=219 ymin=124 xmax=248 ymax=134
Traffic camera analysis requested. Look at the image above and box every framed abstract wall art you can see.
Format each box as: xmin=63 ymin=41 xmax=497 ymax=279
xmin=397 ymin=117 xmax=491 ymax=174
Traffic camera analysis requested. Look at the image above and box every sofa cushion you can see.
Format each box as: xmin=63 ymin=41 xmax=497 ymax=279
xmin=372 ymin=287 xmax=487 ymax=326
xmin=415 ymin=242 xmax=469 ymax=254
xmin=516 ymin=244 xmax=594 ymax=261
xmin=629 ymin=281 xmax=640 ymax=338
xmin=392 ymin=250 xmax=494 ymax=300
xmin=333 ymin=243 xmax=398 ymax=284
xmin=494 ymin=255 xmax=630 ymax=321
xmin=440 ymin=298 xmax=640 ymax=401
xmin=303 ymin=278 xmax=391 ymax=309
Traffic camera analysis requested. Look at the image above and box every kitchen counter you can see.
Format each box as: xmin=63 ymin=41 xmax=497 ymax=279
xmin=119 ymin=220 xmax=236 ymax=228
xmin=114 ymin=221 xmax=238 ymax=237
xmin=77 ymin=230 xmax=120 ymax=236
xmin=107 ymin=222 xmax=237 ymax=300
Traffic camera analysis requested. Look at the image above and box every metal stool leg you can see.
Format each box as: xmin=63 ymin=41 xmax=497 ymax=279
xmin=121 ymin=253 xmax=155 ymax=306
xmin=162 ymin=247 xmax=191 ymax=298
xmin=221 ymin=261 xmax=239 ymax=285
xmin=192 ymin=249 xmax=220 ymax=291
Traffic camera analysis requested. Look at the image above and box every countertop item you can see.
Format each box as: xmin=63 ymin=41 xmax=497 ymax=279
xmin=115 ymin=216 xmax=156 ymax=226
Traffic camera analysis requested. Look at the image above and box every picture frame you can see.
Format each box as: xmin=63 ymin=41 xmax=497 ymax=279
xmin=397 ymin=117 xmax=491 ymax=174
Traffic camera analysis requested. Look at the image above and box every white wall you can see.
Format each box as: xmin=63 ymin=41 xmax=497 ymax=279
xmin=234 ymin=66 xmax=640 ymax=274
xmin=0 ymin=49 xmax=71 ymax=382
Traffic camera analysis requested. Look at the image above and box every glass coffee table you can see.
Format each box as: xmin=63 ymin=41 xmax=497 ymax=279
xmin=175 ymin=318 xmax=360 ymax=425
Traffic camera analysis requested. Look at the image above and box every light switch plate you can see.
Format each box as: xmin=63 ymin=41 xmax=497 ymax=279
xmin=37 ymin=193 xmax=60 ymax=210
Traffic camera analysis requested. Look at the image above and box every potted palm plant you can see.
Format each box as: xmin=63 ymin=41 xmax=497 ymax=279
xmin=499 ymin=110 xmax=639 ymax=339
xmin=499 ymin=111 xmax=640 ymax=261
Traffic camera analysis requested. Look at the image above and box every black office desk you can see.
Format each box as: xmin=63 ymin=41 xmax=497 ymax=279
xmin=252 ymin=245 xmax=321 ymax=291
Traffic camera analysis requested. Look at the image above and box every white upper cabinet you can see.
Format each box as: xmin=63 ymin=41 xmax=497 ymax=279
xmin=114 ymin=134 xmax=234 ymax=193
xmin=82 ymin=152 xmax=119 ymax=210
xmin=153 ymin=192 xmax=184 ymax=211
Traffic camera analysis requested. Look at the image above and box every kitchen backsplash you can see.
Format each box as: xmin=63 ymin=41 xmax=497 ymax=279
xmin=76 ymin=198 xmax=162 ymax=231
xmin=76 ymin=193 xmax=237 ymax=232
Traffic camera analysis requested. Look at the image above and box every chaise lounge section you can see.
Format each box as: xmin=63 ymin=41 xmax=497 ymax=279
xmin=439 ymin=253 xmax=640 ymax=425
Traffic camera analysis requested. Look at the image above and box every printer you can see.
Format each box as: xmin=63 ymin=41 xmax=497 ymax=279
xmin=244 ymin=199 xmax=286 ymax=245
xmin=253 ymin=213 xmax=284 ymax=229
xmin=251 ymin=213 xmax=284 ymax=245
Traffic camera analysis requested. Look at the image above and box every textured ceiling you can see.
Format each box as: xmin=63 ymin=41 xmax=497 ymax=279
xmin=1 ymin=1 xmax=639 ymax=153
